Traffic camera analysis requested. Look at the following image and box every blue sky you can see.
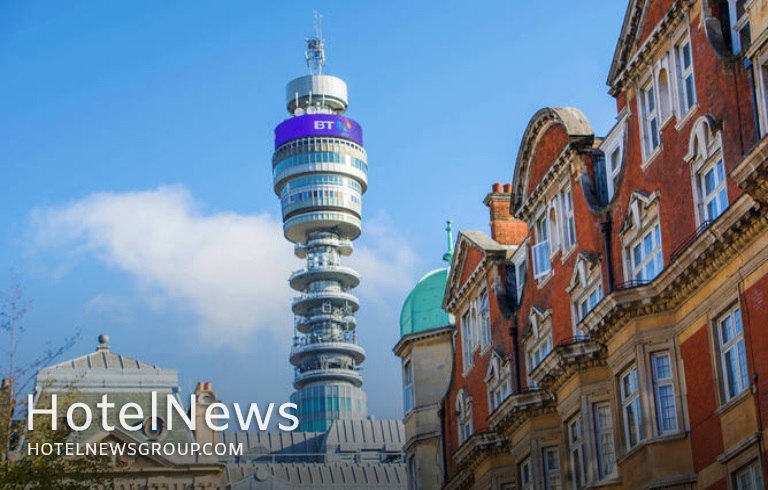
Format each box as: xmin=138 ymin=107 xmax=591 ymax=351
xmin=0 ymin=1 xmax=628 ymax=420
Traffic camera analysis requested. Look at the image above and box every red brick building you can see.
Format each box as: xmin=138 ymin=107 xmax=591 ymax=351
xmin=435 ymin=1 xmax=768 ymax=489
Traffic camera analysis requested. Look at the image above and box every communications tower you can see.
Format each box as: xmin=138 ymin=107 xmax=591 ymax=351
xmin=272 ymin=19 xmax=368 ymax=431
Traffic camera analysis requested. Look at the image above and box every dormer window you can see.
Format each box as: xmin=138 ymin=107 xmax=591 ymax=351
xmin=628 ymin=222 xmax=662 ymax=283
xmin=525 ymin=308 xmax=553 ymax=385
xmin=567 ymin=253 xmax=604 ymax=333
xmin=687 ymin=117 xmax=728 ymax=226
xmin=485 ymin=352 xmax=512 ymax=412
xmin=620 ymin=192 xmax=664 ymax=285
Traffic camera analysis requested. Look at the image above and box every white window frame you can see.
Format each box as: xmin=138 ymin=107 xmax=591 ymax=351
xmin=639 ymin=78 xmax=661 ymax=160
xmin=456 ymin=391 xmax=473 ymax=445
xmin=728 ymin=0 xmax=751 ymax=54
xmin=573 ymin=283 xmax=603 ymax=330
xmin=593 ymin=402 xmax=617 ymax=480
xmin=698 ymin=158 xmax=728 ymax=223
xmin=626 ymin=221 xmax=663 ymax=283
xmin=687 ymin=117 xmax=728 ymax=226
xmin=403 ymin=360 xmax=414 ymax=414
xmin=548 ymin=199 xmax=560 ymax=256
xmin=674 ymin=35 xmax=697 ymax=117
xmin=757 ymin=52 xmax=768 ymax=135
xmin=486 ymin=355 xmax=512 ymax=412
xmin=599 ymin=117 xmax=627 ymax=203
xmin=512 ymin=245 xmax=527 ymax=303
xmin=533 ymin=213 xmax=552 ymax=279
xmin=560 ymin=186 xmax=576 ymax=253
xmin=527 ymin=323 xmax=553 ymax=380
xmin=651 ymin=351 xmax=679 ymax=435
xmin=716 ymin=305 xmax=749 ymax=402
xmin=470 ymin=302 xmax=480 ymax=351
xmin=735 ymin=459 xmax=764 ymax=490
xmin=543 ymin=447 xmax=562 ymax=490
xmin=568 ymin=415 xmax=587 ymax=489
xmin=478 ymin=290 xmax=492 ymax=348
xmin=461 ymin=310 xmax=473 ymax=372
xmin=620 ymin=365 xmax=643 ymax=450
xmin=519 ymin=457 xmax=533 ymax=490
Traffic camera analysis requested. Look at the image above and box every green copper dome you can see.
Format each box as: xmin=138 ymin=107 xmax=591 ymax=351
xmin=399 ymin=220 xmax=456 ymax=337
xmin=400 ymin=268 xmax=454 ymax=337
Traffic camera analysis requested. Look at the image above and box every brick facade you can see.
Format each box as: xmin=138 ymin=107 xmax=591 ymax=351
xmin=432 ymin=1 xmax=768 ymax=489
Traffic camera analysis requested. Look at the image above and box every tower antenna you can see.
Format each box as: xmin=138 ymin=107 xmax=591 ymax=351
xmin=305 ymin=12 xmax=325 ymax=75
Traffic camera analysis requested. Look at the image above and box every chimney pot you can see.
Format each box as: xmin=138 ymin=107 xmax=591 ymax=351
xmin=195 ymin=382 xmax=203 ymax=393
xmin=492 ymin=183 xmax=503 ymax=193
xmin=503 ymin=184 xmax=512 ymax=193
xmin=204 ymin=382 xmax=212 ymax=391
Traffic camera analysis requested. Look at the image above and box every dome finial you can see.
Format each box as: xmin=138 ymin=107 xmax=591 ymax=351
xmin=97 ymin=334 xmax=110 ymax=352
xmin=442 ymin=220 xmax=454 ymax=264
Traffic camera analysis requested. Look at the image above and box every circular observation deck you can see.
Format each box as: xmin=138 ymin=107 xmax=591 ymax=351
xmin=295 ymin=237 xmax=353 ymax=258
xmin=289 ymin=341 xmax=366 ymax=366
xmin=295 ymin=313 xmax=356 ymax=334
xmin=283 ymin=211 xmax=362 ymax=244
xmin=291 ymin=291 xmax=360 ymax=317
xmin=289 ymin=265 xmax=360 ymax=291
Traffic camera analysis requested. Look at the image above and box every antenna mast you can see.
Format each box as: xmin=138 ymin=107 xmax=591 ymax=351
xmin=305 ymin=12 xmax=325 ymax=75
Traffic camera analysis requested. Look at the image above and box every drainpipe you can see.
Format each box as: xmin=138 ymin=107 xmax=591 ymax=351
xmin=510 ymin=323 xmax=522 ymax=392
xmin=438 ymin=403 xmax=448 ymax=486
xmin=601 ymin=211 xmax=616 ymax=292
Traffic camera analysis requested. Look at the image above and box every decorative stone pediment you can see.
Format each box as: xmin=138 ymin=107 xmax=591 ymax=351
xmin=566 ymin=252 xmax=601 ymax=293
xmin=443 ymin=231 xmax=512 ymax=312
xmin=619 ymin=190 xmax=660 ymax=237
xmin=522 ymin=306 xmax=551 ymax=341
xmin=484 ymin=350 xmax=509 ymax=383
xmin=685 ymin=114 xmax=721 ymax=163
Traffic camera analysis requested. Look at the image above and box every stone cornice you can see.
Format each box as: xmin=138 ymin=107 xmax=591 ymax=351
xmin=392 ymin=326 xmax=454 ymax=358
xmin=452 ymin=430 xmax=508 ymax=472
xmin=583 ymin=194 xmax=767 ymax=345
xmin=443 ymin=469 xmax=474 ymax=490
xmin=529 ymin=338 xmax=607 ymax=394
xmin=731 ymin=135 xmax=768 ymax=205
xmin=486 ymin=389 xmax=556 ymax=438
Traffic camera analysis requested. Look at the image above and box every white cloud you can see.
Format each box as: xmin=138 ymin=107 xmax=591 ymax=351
xmin=31 ymin=186 xmax=295 ymax=347
xmin=30 ymin=186 xmax=420 ymax=350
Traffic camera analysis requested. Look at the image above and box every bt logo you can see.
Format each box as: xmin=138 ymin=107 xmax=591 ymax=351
xmin=314 ymin=121 xmax=334 ymax=130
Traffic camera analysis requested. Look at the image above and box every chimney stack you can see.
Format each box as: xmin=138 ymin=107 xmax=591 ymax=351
xmin=483 ymin=183 xmax=527 ymax=245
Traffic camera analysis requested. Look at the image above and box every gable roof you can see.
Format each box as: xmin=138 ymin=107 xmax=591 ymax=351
xmin=511 ymin=107 xmax=594 ymax=217
xmin=607 ymin=0 xmax=647 ymax=89
xmin=443 ymin=231 xmax=516 ymax=312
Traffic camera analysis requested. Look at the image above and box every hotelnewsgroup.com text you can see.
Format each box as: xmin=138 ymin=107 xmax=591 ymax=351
xmin=27 ymin=441 xmax=244 ymax=458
